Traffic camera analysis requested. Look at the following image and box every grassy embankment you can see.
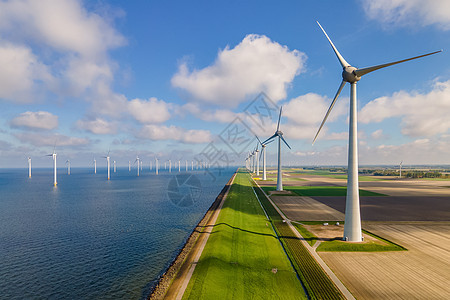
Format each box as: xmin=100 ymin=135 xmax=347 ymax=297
xmin=261 ymin=185 xmax=386 ymax=197
xmin=251 ymin=180 xmax=345 ymax=300
xmin=182 ymin=170 xmax=306 ymax=299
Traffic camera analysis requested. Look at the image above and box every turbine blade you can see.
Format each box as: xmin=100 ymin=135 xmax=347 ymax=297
xmin=255 ymin=135 xmax=262 ymax=145
xmin=317 ymin=21 xmax=350 ymax=68
xmin=263 ymin=139 xmax=275 ymax=146
xmin=263 ymin=133 xmax=277 ymax=145
xmin=276 ymin=107 xmax=282 ymax=131
xmin=313 ymin=80 xmax=346 ymax=145
xmin=280 ymin=135 xmax=291 ymax=149
xmin=354 ymin=50 xmax=442 ymax=77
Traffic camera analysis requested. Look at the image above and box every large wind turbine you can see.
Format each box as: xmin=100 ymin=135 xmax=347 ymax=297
xmin=263 ymin=107 xmax=291 ymax=191
xmin=47 ymin=148 xmax=57 ymax=186
xmin=313 ymin=21 xmax=441 ymax=242
xmin=135 ymin=156 xmax=140 ymax=176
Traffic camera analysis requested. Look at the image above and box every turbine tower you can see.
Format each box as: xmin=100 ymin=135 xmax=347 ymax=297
xmin=103 ymin=151 xmax=110 ymax=180
xmin=313 ymin=21 xmax=441 ymax=242
xmin=28 ymin=157 xmax=32 ymax=178
xmin=178 ymin=160 xmax=181 ymax=172
xmin=136 ymin=156 xmax=140 ymax=176
xmin=94 ymin=158 xmax=97 ymax=174
xmin=46 ymin=148 xmax=57 ymax=186
xmin=169 ymin=160 xmax=172 ymax=173
xmin=129 ymin=160 xmax=131 ymax=172
xmin=263 ymin=107 xmax=291 ymax=191
xmin=256 ymin=136 xmax=273 ymax=180
xmin=113 ymin=160 xmax=116 ymax=173
xmin=155 ymin=157 xmax=159 ymax=175
xmin=66 ymin=160 xmax=70 ymax=175
xmin=399 ymin=161 xmax=403 ymax=178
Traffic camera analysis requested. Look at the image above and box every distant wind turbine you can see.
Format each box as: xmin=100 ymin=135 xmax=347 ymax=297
xmin=313 ymin=21 xmax=441 ymax=242
xmin=66 ymin=160 xmax=70 ymax=175
xmin=256 ymin=136 xmax=273 ymax=180
xmin=135 ymin=156 xmax=140 ymax=176
xmin=28 ymin=157 xmax=32 ymax=178
xmin=399 ymin=161 xmax=403 ymax=178
xmin=103 ymin=150 xmax=111 ymax=180
xmin=46 ymin=147 xmax=57 ymax=186
xmin=94 ymin=158 xmax=97 ymax=174
xmin=169 ymin=160 xmax=172 ymax=173
xmin=113 ymin=160 xmax=116 ymax=173
xmin=263 ymin=107 xmax=291 ymax=191
xmin=155 ymin=157 xmax=159 ymax=175
xmin=129 ymin=160 xmax=131 ymax=172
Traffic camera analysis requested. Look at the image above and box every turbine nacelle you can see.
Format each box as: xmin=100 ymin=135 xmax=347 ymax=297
xmin=343 ymin=66 xmax=360 ymax=83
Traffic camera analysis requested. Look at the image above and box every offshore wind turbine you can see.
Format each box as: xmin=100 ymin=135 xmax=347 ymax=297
xmin=103 ymin=151 xmax=110 ymax=180
xmin=129 ymin=160 xmax=131 ymax=172
xmin=169 ymin=160 xmax=172 ymax=173
xmin=135 ymin=156 xmax=140 ymax=176
xmin=263 ymin=107 xmax=291 ymax=191
xmin=28 ymin=157 xmax=32 ymax=178
xmin=178 ymin=160 xmax=181 ymax=172
xmin=113 ymin=160 xmax=116 ymax=173
xmin=46 ymin=148 xmax=57 ymax=186
xmin=66 ymin=160 xmax=71 ymax=175
xmin=313 ymin=21 xmax=441 ymax=242
xmin=155 ymin=157 xmax=159 ymax=175
xmin=94 ymin=158 xmax=97 ymax=174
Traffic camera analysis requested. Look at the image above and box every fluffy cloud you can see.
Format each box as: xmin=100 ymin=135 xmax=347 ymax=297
xmin=360 ymin=79 xmax=450 ymax=136
xmin=0 ymin=0 xmax=125 ymax=108
xmin=182 ymin=103 xmax=240 ymax=123
xmin=138 ymin=125 xmax=212 ymax=144
xmin=172 ymin=34 xmax=306 ymax=107
xmin=14 ymin=132 xmax=90 ymax=147
xmin=10 ymin=111 xmax=58 ymax=130
xmin=128 ymin=98 xmax=172 ymax=124
xmin=361 ymin=0 xmax=450 ymax=30
xmin=371 ymin=129 xmax=386 ymax=140
xmin=76 ymin=118 xmax=116 ymax=134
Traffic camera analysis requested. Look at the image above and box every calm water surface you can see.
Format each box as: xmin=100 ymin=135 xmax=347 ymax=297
xmin=0 ymin=167 xmax=235 ymax=299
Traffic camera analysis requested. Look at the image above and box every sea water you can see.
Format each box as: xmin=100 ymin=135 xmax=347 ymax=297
xmin=0 ymin=167 xmax=235 ymax=299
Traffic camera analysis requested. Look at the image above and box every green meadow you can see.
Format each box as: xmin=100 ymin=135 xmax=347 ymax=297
xmin=261 ymin=185 xmax=386 ymax=197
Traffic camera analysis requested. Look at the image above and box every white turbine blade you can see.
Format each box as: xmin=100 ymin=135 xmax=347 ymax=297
xmin=354 ymin=50 xmax=442 ymax=77
xmin=276 ymin=106 xmax=282 ymax=131
xmin=263 ymin=133 xmax=277 ymax=145
xmin=263 ymin=139 xmax=275 ymax=146
xmin=313 ymin=80 xmax=346 ymax=145
xmin=280 ymin=135 xmax=291 ymax=149
xmin=255 ymin=135 xmax=262 ymax=145
xmin=317 ymin=21 xmax=350 ymax=68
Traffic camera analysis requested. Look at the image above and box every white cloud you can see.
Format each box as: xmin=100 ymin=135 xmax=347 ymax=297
xmin=76 ymin=118 xmax=116 ymax=134
xmin=10 ymin=111 xmax=58 ymax=130
xmin=14 ymin=132 xmax=90 ymax=147
xmin=138 ymin=125 xmax=212 ymax=144
xmin=371 ymin=129 xmax=385 ymax=140
xmin=361 ymin=0 xmax=450 ymax=30
xmin=182 ymin=103 xmax=240 ymax=123
xmin=172 ymin=34 xmax=306 ymax=107
xmin=360 ymin=79 xmax=450 ymax=136
xmin=0 ymin=0 xmax=126 ymax=110
xmin=128 ymin=97 xmax=172 ymax=124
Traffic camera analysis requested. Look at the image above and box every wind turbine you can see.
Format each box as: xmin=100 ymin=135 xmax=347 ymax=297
xmin=399 ymin=161 xmax=403 ymax=178
xmin=135 ymin=156 xmax=140 ymax=176
xmin=103 ymin=150 xmax=110 ymax=180
xmin=46 ymin=147 xmax=57 ymax=186
xmin=256 ymin=136 xmax=273 ymax=180
xmin=178 ymin=160 xmax=181 ymax=172
xmin=313 ymin=21 xmax=441 ymax=242
xmin=263 ymin=107 xmax=291 ymax=191
xmin=129 ymin=160 xmax=131 ymax=172
xmin=185 ymin=160 xmax=188 ymax=172
xmin=28 ymin=157 xmax=32 ymax=178
xmin=155 ymin=157 xmax=159 ymax=175
xmin=66 ymin=160 xmax=71 ymax=175
xmin=94 ymin=158 xmax=97 ymax=174
xmin=169 ymin=159 xmax=172 ymax=173
xmin=113 ymin=160 xmax=116 ymax=173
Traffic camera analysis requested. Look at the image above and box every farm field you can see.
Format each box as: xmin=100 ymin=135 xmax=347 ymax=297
xmin=256 ymin=169 xmax=450 ymax=299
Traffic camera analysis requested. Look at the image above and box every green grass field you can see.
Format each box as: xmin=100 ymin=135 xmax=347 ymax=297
xmin=182 ymin=171 xmax=306 ymax=299
xmin=292 ymin=223 xmax=318 ymax=246
xmin=261 ymin=185 xmax=386 ymax=197
xmin=316 ymin=230 xmax=407 ymax=252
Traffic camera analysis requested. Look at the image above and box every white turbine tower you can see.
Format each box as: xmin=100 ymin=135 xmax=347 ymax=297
xmin=136 ymin=156 xmax=140 ymax=176
xmin=150 ymin=161 xmax=152 ymax=171
xmin=113 ymin=160 xmax=116 ymax=173
xmin=178 ymin=160 xmax=181 ymax=172
xmin=103 ymin=151 xmax=110 ymax=180
xmin=46 ymin=148 xmax=57 ymax=186
xmin=169 ymin=160 xmax=172 ymax=173
xmin=129 ymin=160 xmax=131 ymax=172
xmin=256 ymin=136 xmax=273 ymax=181
xmin=66 ymin=160 xmax=71 ymax=175
xmin=313 ymin=21 xmax=441 ymax=242
xmin=399 ymin=161 xmax=403 ymax=178
xmin=263 ymin=107 xmax=291 ymax=191
xmin=185 ymin=160 xmax=188 ymax=172
xmin=28 ymin=157 xmax=32 ymax=178
xmin=94 ymin=158 xmax=97 ymax=174
xmin=155 ymin=157 xmax=159 ymax=175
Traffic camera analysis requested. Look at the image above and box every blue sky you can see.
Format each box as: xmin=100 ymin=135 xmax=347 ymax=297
xmin=1 ymin=0 xmax=450 ymax=168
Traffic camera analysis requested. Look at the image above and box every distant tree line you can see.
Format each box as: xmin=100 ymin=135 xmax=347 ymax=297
xmin=371 ymin=170 xmax=448 ymax=178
